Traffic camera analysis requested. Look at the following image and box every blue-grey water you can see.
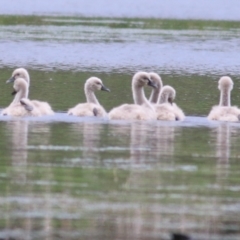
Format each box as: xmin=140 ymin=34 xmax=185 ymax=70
xmin=1 ymin=24 xmax=240 ymax=75
xmin=1 ymin=0 xmax=240 ymax=20
xmin=0 ymin=1 xmax=240 ymax=240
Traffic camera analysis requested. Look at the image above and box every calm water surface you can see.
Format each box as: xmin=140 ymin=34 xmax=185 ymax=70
xmin=0 ymin=2 xmax=240 ymax=240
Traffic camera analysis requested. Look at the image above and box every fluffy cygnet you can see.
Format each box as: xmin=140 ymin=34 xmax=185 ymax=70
xmin=68 ymin=77 xmax=110 ymax=117
xmin=108 ymin=71 xmax=157 ymax=120
xmin=208 ymin=76 xmax=240 ymax=122
xmin=154 ymin=85 xmax=185 ymax=121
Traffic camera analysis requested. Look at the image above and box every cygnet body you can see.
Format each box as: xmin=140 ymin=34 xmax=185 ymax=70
xmin=68 ymin=77 xmax=110 ymax=117
xmin=208 ymin=76 xmax=240 ymax=122
xmin=108 ymin=72 xmax=157 ymax=120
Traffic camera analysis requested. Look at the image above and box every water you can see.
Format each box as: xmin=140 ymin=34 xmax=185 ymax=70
xmin=1 ymin=116 xmax=240 ymax=239
xmin=1 ymin=19 xmax=240 ymax=75
xmin=1 ymin=0 xmax=240 ymax=20
xmin=1 ymin=1 xmax=240 ymax=240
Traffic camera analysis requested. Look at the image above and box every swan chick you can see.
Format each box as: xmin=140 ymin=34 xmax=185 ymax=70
xmin=68 ymin=77 xmax=110 ymax=117
xmin=208 ymin=76 xmax=240 ymax=122
xmin=108 ymin=71 xmax=157 ymax=120
xmin=155 ymin=85 xmax=185 ymax=121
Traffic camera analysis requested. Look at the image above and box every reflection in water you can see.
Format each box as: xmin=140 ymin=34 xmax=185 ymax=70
xmin=82 ymin=122 xmax=102 ymax=162
xmin=211 ymin=123 xmax=240 ymax=239
xmin=152 ymin=122 xmax=176 ymax=161
xmin=213 ymin=123 xmax=231 ymax=178
xmin=4 ymin=119 xmax=54 ymax=240
xmin=28 ymin=122 xmax=53 ymax=240
xmin=68 ymin=121 xmax=103 ymax=167
xmin=117 ymin=122 xmax=178 ymax=239
xmin=129 ymin=122 xmax=151 ymax=166
xmin=127 ymin=121 xmax=177 ymax=168
xmin=5 ymin=120 xmax=30 ymax=239
xmin=108 ymin=121 xmax=177 ymax=170
xmin=1 ymin=117 xmax=240 ymax=239
xmin=215 ymin=123 xmax=230 ymax=164
xmin=6 ymin=120 xmax=29 ymax=183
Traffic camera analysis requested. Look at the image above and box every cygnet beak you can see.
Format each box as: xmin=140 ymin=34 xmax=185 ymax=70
xmin=6 ymin=76 xmax=15 ymax=83
xmin=168 ymin=97 xmax=173 ymax=105
xmin=101 ymin=85 xmax=110 ymax=92
xmin=11 ymin=90 xmax=17 ymax=96
xmin=147 ymin=79 xmax=157 ymax=88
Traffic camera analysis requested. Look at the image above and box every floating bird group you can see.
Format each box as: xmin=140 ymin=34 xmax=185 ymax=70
xmin=1 ymin=68 xmax=239 ymax=122
xmin=1 ymin=68 xmax=54 ymax=117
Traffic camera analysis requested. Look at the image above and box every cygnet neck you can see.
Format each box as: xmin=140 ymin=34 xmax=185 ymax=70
xmin=11 ymin=79 xmax=29 ymax=105
xmin=148 ymin=74 xmax=162 ymax=104
xmin=219 ymin=88 xmax=231 ymax=107
xmin=132 ymin=83 xmax=153 ymax=110
xmin=149 ymin=86 xmax=161 ymax=104
xmin=85 ymin=85 xmax=100 ymax=105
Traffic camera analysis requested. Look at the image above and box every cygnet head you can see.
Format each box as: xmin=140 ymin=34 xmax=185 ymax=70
xmin=132 ymin=71 xmax=156 ymax=88
xmin=149 ymin=72 xmax=163 ymax=89
xmin=12 ymin=78 xmax=28 ymax=95
xmin=9 ymin=78 xmax=29 ymax=103
xmin=159 ymin=85 xmax=176 ymax=104
xmin=218 ymin=76 xmax=233 ymax=92
xmin=7 ymin=68 xmax=30 ymax=84
xmin=85 ymin=77 xmax=110 ymax=92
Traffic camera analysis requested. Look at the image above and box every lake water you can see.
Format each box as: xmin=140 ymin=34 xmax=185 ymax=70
xmin=0 ymin=1 xmax=240 ymax=240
